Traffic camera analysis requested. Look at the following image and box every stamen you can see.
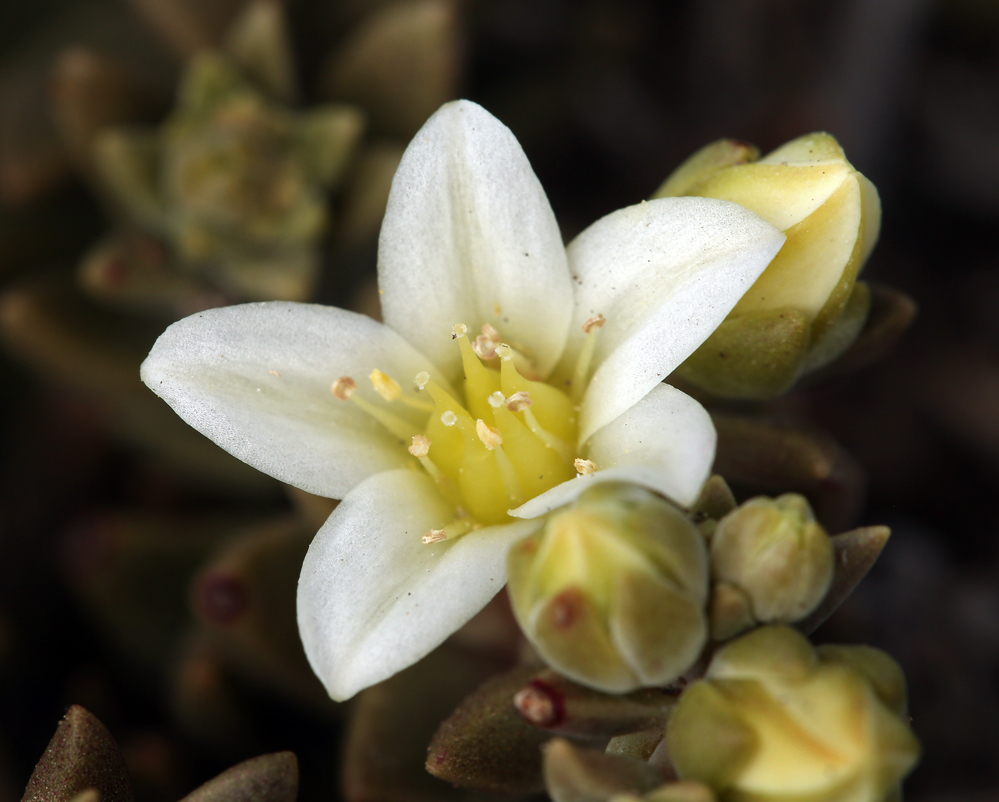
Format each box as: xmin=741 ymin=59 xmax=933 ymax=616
xmin=422 ymin=528 xmax=447 ymax=544
xmin=421 ymin=517 xmax=475 ymax=544
xmin=472 ymin=334 xmax=498 ymax=360
xmin=574 ymin=458 xmax=597 ymax=475
xmin=409 ymin=434 xmax=444 ymax=483
xmin=408 ymin=434 xmax=431 ymax=458
xmin=451 ymin=323 xmax=468 ymax=339
xmin=335 ymin=381 xmax=414 ymax=440
xmin=493 ymin=444 xmax=525 ymax=508
xmin=476 ymin=419 xmax=503 ymax=450
xmin=414 ymin=371 xmax=430 ymax=389
xmin=332 ymin=376 xmax=357 ymax=400
xmin=571 ymin=312 xmax=606 ymax=403
xmin=495 ymin=343 xmax=514 ymax=361
xmin=583 ymin=313 xmax=606 ymax=334
xmin=441 ymin=410 xmax=458 ymax=427
xmin=506 ymin=391 xmax=532 ymax=412
xmin=522 ymin=407 xmax=573 ymax=462
xmin=482 ymin=323 xmax=500 ymax=340
xmin=370 ymin=369 xmax=402 ymax=402
xmin=488 ymin=391 xmax=506 ymax=409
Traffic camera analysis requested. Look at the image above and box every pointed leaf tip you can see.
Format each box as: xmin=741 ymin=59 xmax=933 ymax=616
xmin=798 ymin=525 xmax=890 ymax=634
xmin=22 ymin=706 xmax=133 ymax=802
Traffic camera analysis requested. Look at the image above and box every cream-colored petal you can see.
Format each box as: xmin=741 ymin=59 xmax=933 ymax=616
xmin=297 ymin=469 xmax=542 ymax=700
xmin=563 ymin=197 xmax=784 ymax=442
xmin=378 ymin=99 xmax=574 ymax=381
xmin=141 ymin=302 xmax=453 ymax=499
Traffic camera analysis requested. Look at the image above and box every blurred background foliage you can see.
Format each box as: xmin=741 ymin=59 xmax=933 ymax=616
xmin=1 ymin=1 xmax=997 ymax=801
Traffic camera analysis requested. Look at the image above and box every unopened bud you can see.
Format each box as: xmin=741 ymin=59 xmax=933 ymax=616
xmin=667 ymin=626 xmax=920 ymax=802
xmin=709 ymin=494 xmax=833 ymax=632
xmin=507 ymin=482 xmax=708 ymax=693
xmin=659 ymin=133 xmax=880 ymax=398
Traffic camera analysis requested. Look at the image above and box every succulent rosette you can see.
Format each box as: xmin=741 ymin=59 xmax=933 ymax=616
xmin=141 ymin=100 xmax=785 ymax=700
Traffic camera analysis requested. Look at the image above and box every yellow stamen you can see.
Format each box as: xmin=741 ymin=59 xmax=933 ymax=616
xmin=370 ymin=369 xmax=401 ymax=401
xmin=441 ymin=410 xmax=458 ymax=426
xmin=571 ymin=313 xmax=606 ymax=403
xmin=476 ymin=419 xmax=503 ymax=450
xmin=422 ymin=517 xmax=476 ymax=544
xmin=521 ymin=406 xmax=573 ymax=462
xmin=414 ymin=371 xmax=430 ymax=389
xmin=410 ymin=434 xmax=445 ymax=484
xmin=493 ymin=444 xmax=525 ymax=508
xmin=347 ymin=394 xmax=415 ymax=441
xmin=333 ymin=378 xmax=414 ymax=440
xmin=574 ymin=458 xmax=597 ymax=475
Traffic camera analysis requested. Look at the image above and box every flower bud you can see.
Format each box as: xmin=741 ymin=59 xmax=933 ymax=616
xmin=667 ymin=626 xmax=920 ymax=802
xmin=708 ymin=494 xmax=833 ymax=639
xmin=656 ymin=134 xmax=880 ymax=398
xmin=507 ymin=482 xmax=709 ymax=693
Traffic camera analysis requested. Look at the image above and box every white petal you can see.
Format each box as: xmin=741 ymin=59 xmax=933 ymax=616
xmin=510 ymin=384 xmax=715 ymax=518
xmin=141 ymin=302 xmax=453 ymax=499
xmin=564 ymin=197 xmax=785 ymax=442
xmin=297 ymin=469 xmax=542 ymax=700
xmin=378 ymin=99 xmax=573 ymax=380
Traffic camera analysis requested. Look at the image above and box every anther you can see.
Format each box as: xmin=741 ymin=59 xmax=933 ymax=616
xmin=451 ymin=323 xmax=468 ymax=339
xmin=414 ymin=371 xmax=430 ymax=389
xmin=488 ymin=391 xmax=506 ymax=409
xmin=370 ymin=369 xmax=402 ymax=401
xmin=421 ymin=517 xmax=475 ymax=545
xmin=472 ymin=334 xmax=498 ymax=360
xmin=441 ymin=410 xmax=458 ymax=427
xmin=476 ymin=419 xmax=503 ymax=450
xmin=409 ymin=434 xmax=431 ymax=458
xmin=482 ymin=323 xmax=500 ymax=340
xmin=506 ymin=391 xmax=532 ymax=412
xmin=332 ymin=376 xmax=357 ymax=400
xmin=422 ymin=529 xmax=447 ymax=544
xmin=574 ymin=458 xmax=597 ymax=475
xmin=582 ymin=313 xmax=606 ymax=334
xmin=495 ymin=343 xmax=514 ymax=361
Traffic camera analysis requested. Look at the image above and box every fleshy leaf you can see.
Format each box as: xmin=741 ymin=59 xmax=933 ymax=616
xmin=22 ymin=706 xmax=133 ymax=802
xmin=426 ymin=663 xmax=550 ymax=793
xmin=180 ymin=752 xmax=298 ymax=802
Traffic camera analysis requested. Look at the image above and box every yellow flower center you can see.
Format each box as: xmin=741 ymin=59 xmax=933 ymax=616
xmin=332 ymin=318 xmax=607 ymax=543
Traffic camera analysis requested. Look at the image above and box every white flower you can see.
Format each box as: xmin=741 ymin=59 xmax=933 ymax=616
xmin=141 ymin=100 xmax=785 ymax=701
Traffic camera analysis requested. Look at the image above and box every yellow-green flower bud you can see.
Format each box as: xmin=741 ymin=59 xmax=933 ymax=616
xmin=668 ymin=626 xmax=920 ymax=802
xmin=709 ymin=494 xmax=833 ymax=638
xmin=507 ymin=482 xmax=709 ymax=693
xmin=656 ymin=134 xmax=880 ymax=398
